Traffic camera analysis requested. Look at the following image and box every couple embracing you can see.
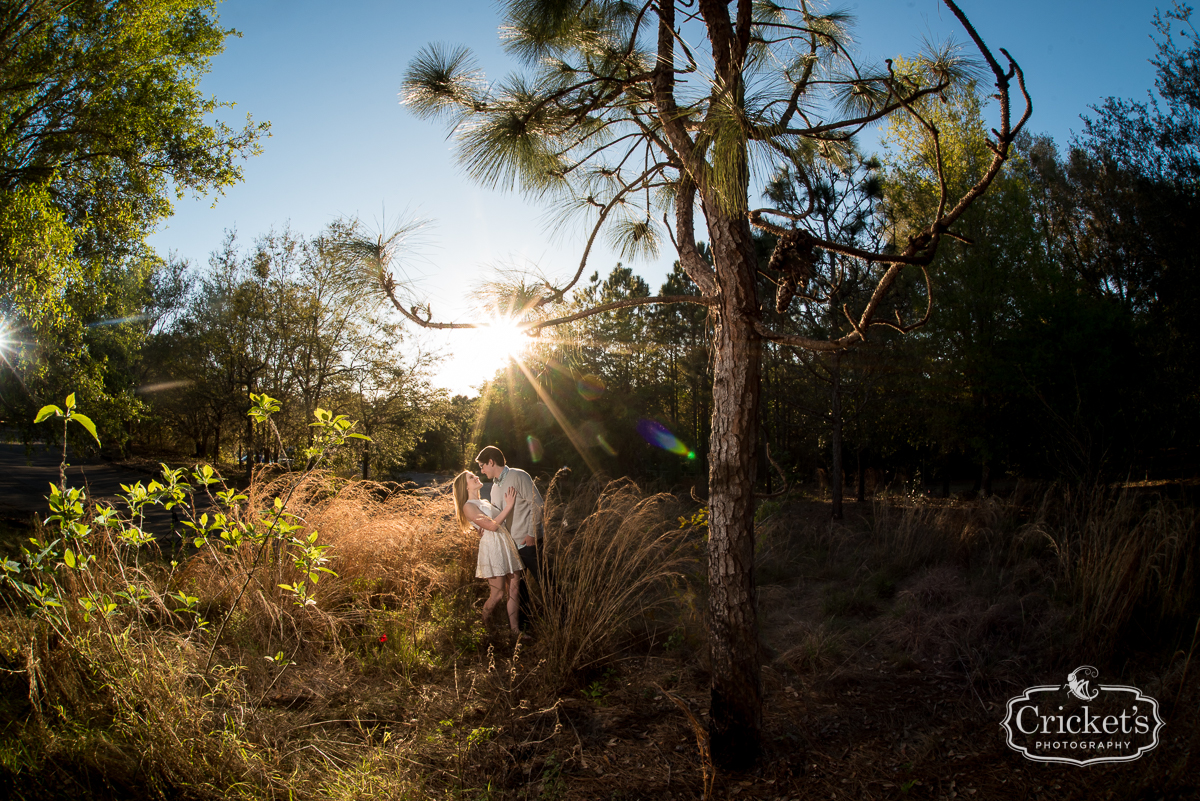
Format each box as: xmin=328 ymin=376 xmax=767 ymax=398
xmin=452 ymin=446 xmax=543 ymax=636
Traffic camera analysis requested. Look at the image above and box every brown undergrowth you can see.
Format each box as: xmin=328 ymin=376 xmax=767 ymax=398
xmin=0 ymin=477 xmax=1197 ymax=800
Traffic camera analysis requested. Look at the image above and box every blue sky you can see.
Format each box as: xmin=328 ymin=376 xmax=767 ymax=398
xmin=149 ymin=0 xmax=1167 ymax=394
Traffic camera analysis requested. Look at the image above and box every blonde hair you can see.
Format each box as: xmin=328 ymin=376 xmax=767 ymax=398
xmin=452 ymin=471 xmax=472 ymax=532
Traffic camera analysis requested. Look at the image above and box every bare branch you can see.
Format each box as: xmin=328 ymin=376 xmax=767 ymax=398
xmin=528 ymin=294 xmax=715 ymax=331
xmin=1002 ymin=48 xmax=1034 ymax=138
xmin=652 ymin=0 xmax=702 ymax=181
xmin=841 ymin=302 xmax=868 ymax=342
xmin=379 ymin=272 xmax=477 ymax=329
xmin=754 ymin=443 xmax=790 ymax=500
xmin=874 ymin=264 xmax=934 ymax=334
xmin=539 ymin=163 xmax=670 ymax=304
xmin=760 ymin=79 xmax=951 ymax=139
xmin=675 ymin=174 xmax=719 ymax=295
xmin=941 ymin=0 xmax=1009 ymax=99
xmin=754 ymin=319 xmax=859 ymax=352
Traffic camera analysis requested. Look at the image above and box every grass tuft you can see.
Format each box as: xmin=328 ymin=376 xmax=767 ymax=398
xmin=533 ymin=473 xmax=693 ymax=683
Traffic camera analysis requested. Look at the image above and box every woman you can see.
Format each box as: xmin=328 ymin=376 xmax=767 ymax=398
xmin=452 ymin=470 xmax=522 ymax=634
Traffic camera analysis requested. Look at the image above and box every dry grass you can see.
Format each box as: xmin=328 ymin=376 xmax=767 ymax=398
xmin=0 ymin=470 xmax=705 ymax=799
xmin=757 ymin=483 xmax=1199 ymax=697
xmin=2 ymin=473 xmax=1198 ymax=800
xmin=534 ymin=473 xmax=695 ymax=683
xmin=173 ymin=471 xmax=477 ymax=673
xmin=867 ymin=490 xmax=1032 ymax=575
xmin=0 ymin=467 xmax=481 ymax=799
xmin=1026 ymin=483 xmax=1199 ymax=658
xmin=0 ymin=620 xmax=282 ymax=799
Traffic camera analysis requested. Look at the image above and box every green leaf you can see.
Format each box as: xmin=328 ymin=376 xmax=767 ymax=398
xmin=63 ymin=549 xmax=76 ymax=569
xmin=65 ymin=393 xmax=76 ymax=410
xmin=70 ymin=413 xmax=101 ymax=445
xmin=34 ymin=405 xmax=62 ymax=423
xmin=346 ymin=433 xmax=373 ymax=441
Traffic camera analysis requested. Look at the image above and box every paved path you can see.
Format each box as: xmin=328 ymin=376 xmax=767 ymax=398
xmin=392 ymin=471 xmax=453 ymax=493
xmin=0 ymin=443 xmax=174 ymax=535
xmin=0 ymin=448 xmax=458 ymax=540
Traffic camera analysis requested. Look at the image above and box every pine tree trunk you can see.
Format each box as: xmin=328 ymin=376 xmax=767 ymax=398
xmin=705 ymin=212 xmax=763 ymax=769
xmin=857 ymin=448 xmax=866 ymax=503
xmin=830 ymin=351 xmax=844 ymax=520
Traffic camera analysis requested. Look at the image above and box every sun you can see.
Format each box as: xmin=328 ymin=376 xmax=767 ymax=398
xmin=434 ymin=317 xmax=535 ymax=394
xmin=435 ymin=316 xmax=536 ymax=395
xmin=482 ymin=317 xmax=531 ymax=363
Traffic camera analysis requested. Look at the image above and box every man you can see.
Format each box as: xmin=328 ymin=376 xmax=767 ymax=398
xmin=476 ymin=445 xmax=542 ymax=578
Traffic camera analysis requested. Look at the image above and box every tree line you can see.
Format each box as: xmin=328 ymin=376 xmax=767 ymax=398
xmin=475 ymin=4 xmax=1200 ymax=513
xmin=137 ymin=224 xmax=468 ymax=478
xmin=3 ymin=1 xmax=1195 ymax=504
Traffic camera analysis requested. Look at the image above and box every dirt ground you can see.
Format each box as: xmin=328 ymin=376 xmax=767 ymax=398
xmin=394 ymin=493 xmax=1200 ymax=801
xmin=541 ymin=657 xmax=1198 ymax=800
xmin=437 ymin=623 xmax=1198 ymax=800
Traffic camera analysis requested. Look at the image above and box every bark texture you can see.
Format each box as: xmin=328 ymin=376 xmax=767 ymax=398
xmin=705 ymin=210 xmax=763 ymax=769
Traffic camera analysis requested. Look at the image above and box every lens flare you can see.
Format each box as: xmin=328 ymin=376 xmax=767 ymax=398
xmin=526 ymin=434 xmax=544 ymax=463
xmin=636 ymin=419 xmax=694 ymax=458
xmin=576 ymin=373 xmax=605 ymax=400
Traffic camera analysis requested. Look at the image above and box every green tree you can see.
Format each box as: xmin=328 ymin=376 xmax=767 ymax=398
xmin=0 ymin=0 xmax=265 ymax=439
xmin=880 ymin=79 xmax=1038 ymax=491
xmin=574 ymin=266 xmax=653 ymax=397
xmin=407 ymin=393 xmax=479 ymax=471
xmin=529 ymin=264 xmax=709 ymax=478
xmin=395 ymin=0 xmax=1029 ymax=765
xmin=342 ymin=341 xmax=444 ymax=480
xmin=144 ymin=224 xmax=442 ymax=476
xmin=1020 ymin=3 xmax=1200 ymax=474
xmin=760 ymin=145 xmax=895 ymax=516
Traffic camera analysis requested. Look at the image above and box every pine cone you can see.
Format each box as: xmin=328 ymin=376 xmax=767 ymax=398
xmin=776 ymin=274 xmax=797 ymax=314
xmin=767 ymin=229 xmax=800 ymax=274
xmin=768 ymin=229 xmax=817 ymax=313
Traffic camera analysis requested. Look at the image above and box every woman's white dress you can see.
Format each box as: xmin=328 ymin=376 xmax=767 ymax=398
xmin=468 ymin=498 xmax=524 ymax=579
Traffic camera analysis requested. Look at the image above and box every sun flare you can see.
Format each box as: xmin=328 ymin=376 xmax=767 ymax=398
xmin=436 ymin=315 xmax=541 ymax=394
xmin=482 ymin=317 xmax=531 ymax=363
